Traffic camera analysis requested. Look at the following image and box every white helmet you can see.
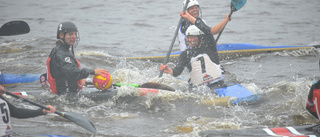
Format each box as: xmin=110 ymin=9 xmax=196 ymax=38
xmin=183 ymin=0 xmax=199 ymax=10
xmin=186 ymin=25 xmax=203 ymax=36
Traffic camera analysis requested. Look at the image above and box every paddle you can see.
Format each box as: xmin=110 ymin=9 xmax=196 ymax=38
xmin=91 ymin=82 xmax=175 ymax=91
xmin=5 ymin=91 xmax=97 ymax=134
xmin=159 ymin=0 xmax=190 ymax=77
xmin=40 ymin=73 xmax=175 ymax=91
xmin=0 ymin=21 xmax=30 ymax=36
xmin=113 ymin=82 xmax=175 ymax=91
xmin=215 ymin=0 xmax=247 ymax=42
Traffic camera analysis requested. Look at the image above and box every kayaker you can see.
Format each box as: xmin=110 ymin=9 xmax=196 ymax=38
xmin=47 ymin=22 xmax=108 ymax=98
xmin=160 ymin=10 xmax=224 ymax=87
xmin=306 ymin=80 xmax=320 ymax=124
xmin=178 ymin=0 xmax=231 ymax=51
xmin=0 ymin=85 xmax=56 ymax=136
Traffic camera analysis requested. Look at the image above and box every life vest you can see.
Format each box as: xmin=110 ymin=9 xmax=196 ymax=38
xmin=0 ymin=99 xmax=12 ymax=136
xmin=190 ymin=54 xmax=222 ymax=86
xmin=306 ymin=87 xmax=320 ymax=119
xmin=46 ymin=57 xmax=83 ymax=94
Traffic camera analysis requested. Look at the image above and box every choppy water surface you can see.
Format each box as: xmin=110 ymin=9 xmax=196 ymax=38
xmin=1 ymin=0 xmax=320 ymax=136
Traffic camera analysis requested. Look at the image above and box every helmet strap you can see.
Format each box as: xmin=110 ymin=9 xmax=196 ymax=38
xmin=61 ymin=38 xmax=69 ymax=46
xmin=72 ymin=46 xmax=75 ymax=56
xmin=58 ymin=32 xmax=68 ymax=46
xmin=63 ymin=33 xmax=69 ymax=46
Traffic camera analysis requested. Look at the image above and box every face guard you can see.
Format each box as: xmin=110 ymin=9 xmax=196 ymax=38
xmin=63 ymin=31 xmax=80 ymax=48
xmin=186 ymin=35 xmax=202 ymax=48
xmin=183 ymin=0 xmax=202 ymax=18
xmin=57 ymin=22 xmax=80 ymax=48
xmin=185 ymin=25 xmax=204 ymax=48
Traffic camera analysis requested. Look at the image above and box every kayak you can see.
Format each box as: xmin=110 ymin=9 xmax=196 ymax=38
xmin=0 ymin=73 xmax=40 ymax=86
xmin=123 ymin=43 xmax=317 ymax=62
xmin=13 ymin=82 xmax=259 ymax=105
xmin=2 ymin=71 xmax=258 ymax=104
xmin=214 ymin=82 xmax=259 ymax=105
xmin=82 ymin=82 xmax=259 ymax=105
xmin=26 ymin=135 xmax=75 ymax=137
xmin=200 ymin=124 xmax=320 ymax=137
xmin=4 ymin=73 xmax=258 ymax=105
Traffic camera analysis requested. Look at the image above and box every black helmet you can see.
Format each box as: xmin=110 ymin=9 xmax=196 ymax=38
xmin=56 ymin=22 xmax=78 ymax=39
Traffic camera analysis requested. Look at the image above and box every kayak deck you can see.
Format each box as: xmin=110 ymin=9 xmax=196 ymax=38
xmin=200 ymin=124 xmax=320 ymax=137
xmin=14 ymin=82 xmax=258 ymax=105
xmin=0 ymin=73 xmax=40 ymax=86
xmin=212 ymin=82 xmax=259 ymax=105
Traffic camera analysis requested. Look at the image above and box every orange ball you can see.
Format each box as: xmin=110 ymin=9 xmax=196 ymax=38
xmin=92 ymin=72 xmax=113 ymax=90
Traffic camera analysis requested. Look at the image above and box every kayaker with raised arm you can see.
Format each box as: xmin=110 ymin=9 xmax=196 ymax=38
xmin=0 ymin=85 xmax=55 ymax=136
xmin=178 ymin=0 xmax=231 ymax=51
xmin=160 ymin=10 xmax=225 ymax=88
xmin=47 ymin=22 xmax=108 ymax=99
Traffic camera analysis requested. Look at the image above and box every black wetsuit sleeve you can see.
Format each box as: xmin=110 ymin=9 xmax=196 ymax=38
xmin=180 ymin=19 xmax=190 ymax=35
xmin=172 ymin=51 xmax=188 ymax=77
xmin=195 ymin=17 xmax=217 ymax=50
xmin=1 ymin=96 xmax=44 ymax=118
xmin=194 ymin=18 xmax=220 ymax=64
xmin=194 ymin=18 xmax=212 ymax=36
xmin=55 ymin=51 xmax=92 ymax=80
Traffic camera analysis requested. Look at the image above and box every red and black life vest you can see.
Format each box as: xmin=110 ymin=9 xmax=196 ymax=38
xmin=46 ymin=57 xmax=83 ymax=94
xmin=306 ymin=81 xmax=320 ymax=120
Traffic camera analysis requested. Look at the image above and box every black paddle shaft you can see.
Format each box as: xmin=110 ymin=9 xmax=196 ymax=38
xmin=6 ymin=91 xmax=67 ymax=116
xmin=215 ymin=3 xmax=237 ymax=43
xmin=6 ymin=91 xmax=50 ymax=110
xmin=5 ymin=91 xmax=64 ymax=116
xmin=159 ymin=0 xmax=190 ymax=77
xmin=159 ymin=18 xmax=183 ymax=78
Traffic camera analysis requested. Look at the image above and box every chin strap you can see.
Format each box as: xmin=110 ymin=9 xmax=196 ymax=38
xmin=61 ymin=33 xmax=72 ymax=47
xmin=197 ymin=35 xmax=204 ymax=48
xmin=59 ymin=39 xmax=75 ymax=57
xmin=72 ymin=46 xmax=75 ymax=56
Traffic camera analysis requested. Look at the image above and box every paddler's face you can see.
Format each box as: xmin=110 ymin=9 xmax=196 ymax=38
xmin=64 ymin=31 xmax=77 ymax=46
xmin=187 ymin=5 xmax=199 ymax=18
xmin=187 ymin=35 xmax=200 ymax=47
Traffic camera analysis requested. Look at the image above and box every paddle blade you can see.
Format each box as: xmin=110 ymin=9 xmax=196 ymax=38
xmin=231 ymin=0 xmax=247 ymax=11
xmin=6 ymin=91 xmax=96 ymax=134
xmin=140 ymin=82 xmax=175 ymax=91
xmin=0 ymin=21 xmax=30 ymax=36
xmin=58 ymin=112 xmax=97 ymax=134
